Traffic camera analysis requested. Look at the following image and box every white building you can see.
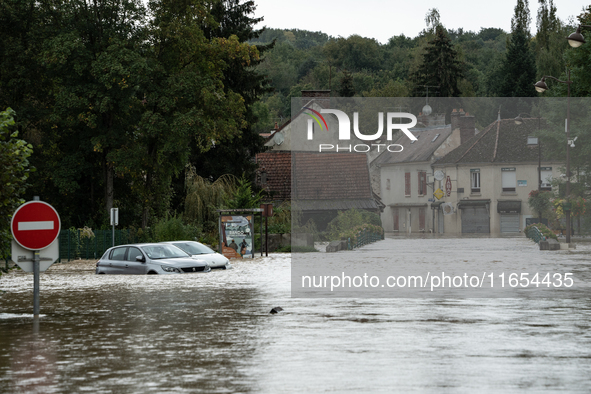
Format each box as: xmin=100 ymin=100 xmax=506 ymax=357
xmin=432 ymin=116 xmax=562 ymax=234
xmin=373 ymin=109 xmax=476 ymax=233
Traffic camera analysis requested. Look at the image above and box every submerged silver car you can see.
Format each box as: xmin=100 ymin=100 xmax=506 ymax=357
xmin=162 ymin=241 xmax=232 ymax=269
xmin=96 ymin=243 xmax=211 ymax=274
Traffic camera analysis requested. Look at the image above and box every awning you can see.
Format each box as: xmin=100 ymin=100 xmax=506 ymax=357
xmin=457 ymin=199 xmax=490 ymax=209
xmin=497 ymin=200 xmax=521 ymax=214
xmin=389 ymin=203 xmax=428 ymax=208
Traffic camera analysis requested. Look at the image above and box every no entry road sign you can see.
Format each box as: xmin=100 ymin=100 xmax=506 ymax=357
xmin=11 ymin=201 xmax=61 ymax=250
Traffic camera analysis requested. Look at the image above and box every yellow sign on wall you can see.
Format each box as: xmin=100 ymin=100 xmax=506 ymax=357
xmin=433 ymin=188 xmax=444 ymax=200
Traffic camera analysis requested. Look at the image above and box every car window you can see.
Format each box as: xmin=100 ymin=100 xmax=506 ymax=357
xmin=173 ymin=242 xmax=214 ymax=255
xmin=127 ymin=247 xmax=143 ymax=262
xmin=110 ymin=247 xmax=127 ymax=261
xmin=141 ymin=245 xmax=188 ymax=259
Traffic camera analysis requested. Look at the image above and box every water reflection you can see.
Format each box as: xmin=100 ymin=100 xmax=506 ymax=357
xmin=1 ymin=284 xmax=268 ymax=393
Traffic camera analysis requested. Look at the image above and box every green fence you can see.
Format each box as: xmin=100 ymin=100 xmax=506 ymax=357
xmin=526 ymin=226 xmax=545 ymax=244
xmin=348 ymin=229 xmax=384 ymax=249
xmin=58 ymin=229 xmax=152 ymax=262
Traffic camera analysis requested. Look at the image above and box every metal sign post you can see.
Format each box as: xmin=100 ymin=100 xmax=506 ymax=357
xmin=260 ymin=204 xmax=273 ymax=257
xmin=33 ymin=251 xmax=40 ymax=316
xmin=11 ymin=199 xmax=61 ymax=318
xmin=110 ymin=208 xmax=119 ymax=247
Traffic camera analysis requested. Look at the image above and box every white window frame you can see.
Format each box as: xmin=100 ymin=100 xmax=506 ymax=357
xmin=502 ymin=168 xmax=516 ymax=192
xmin=471 ymin=169 xmax=480 ymax=193
xmin=540 ymin=167 xmax=552 ymax=190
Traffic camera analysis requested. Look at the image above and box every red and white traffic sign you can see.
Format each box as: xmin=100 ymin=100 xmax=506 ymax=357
xmin=11 ymin=201 xmax=61 ymax=250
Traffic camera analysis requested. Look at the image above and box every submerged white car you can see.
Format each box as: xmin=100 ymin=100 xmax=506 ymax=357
xmin=162 ymin=241 xmax=232 ymax=269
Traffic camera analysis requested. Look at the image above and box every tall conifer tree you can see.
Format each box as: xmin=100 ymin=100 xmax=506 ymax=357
xmin=495 ymin=0 xmax=537 ymax=97
xmin=413 ymin=25 xmax=463 ymax=97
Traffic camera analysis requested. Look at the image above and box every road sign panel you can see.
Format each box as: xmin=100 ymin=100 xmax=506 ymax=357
xmin=445 ymin=176 xmax=452 ymax=197
xmin=11 ymin=239 xmax=59 ymax=272
xmin=11 ymin=201 xmax=61 ymax=250
xmin=433 ymin=188 xmax=444 ymax=200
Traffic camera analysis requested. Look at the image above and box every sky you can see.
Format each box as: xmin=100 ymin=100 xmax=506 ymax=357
xmin=253 ymin=0 xmax=589 ymax=44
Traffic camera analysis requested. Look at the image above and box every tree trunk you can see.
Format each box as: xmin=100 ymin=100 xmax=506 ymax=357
xmin=104 ymin=154 xmax=113 ymax=217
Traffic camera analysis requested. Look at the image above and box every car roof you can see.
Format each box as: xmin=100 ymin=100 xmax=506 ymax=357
xmin=161 ymin=240 xmax=202 ymax=243
xmin=109 ymin=243 xmax=182 ymax=248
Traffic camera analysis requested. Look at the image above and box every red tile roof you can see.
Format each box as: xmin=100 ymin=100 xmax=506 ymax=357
xmin=255 ymin=152 xmax=291 ymax=200
xmin=292 ymin=152 xmax=373 ymax=200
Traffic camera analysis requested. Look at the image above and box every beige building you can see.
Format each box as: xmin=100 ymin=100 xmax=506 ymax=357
xmin=432 ymin=116 xmax=562 ymax=234
xmin=373 ymin=110 xmax=476 ymax=233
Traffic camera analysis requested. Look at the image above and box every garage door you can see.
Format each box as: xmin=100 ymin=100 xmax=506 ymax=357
xmin=500 ymin=214 xmax=520 ymax=233
xmin=461 ymin=206 xmax=490 ymax=233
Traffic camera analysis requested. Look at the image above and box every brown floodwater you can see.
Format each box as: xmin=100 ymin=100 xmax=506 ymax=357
xmin=1 ymin=238 xmax=590 ymax=393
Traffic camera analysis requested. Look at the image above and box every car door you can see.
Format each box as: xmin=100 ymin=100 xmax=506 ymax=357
xmin=107 ymin=247 xmax=127 ymax=274
xmin=125 ymin=247 xmax=147 ymax=274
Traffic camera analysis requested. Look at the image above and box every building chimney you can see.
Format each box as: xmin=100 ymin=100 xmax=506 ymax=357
xmin=459 ymin=113 xmax=476 ymax=144
xmin=301 ymin=90 xmax=331 ymax=109
xmin=451 ymin=108 xmax=461 ymax=131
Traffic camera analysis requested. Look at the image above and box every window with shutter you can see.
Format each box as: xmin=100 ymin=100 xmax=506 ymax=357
xmin=471 ymin=169 xmax=480 ymax=193
xmin=418 ymin=171 xmax=427 ymax=195
xmin=502 ymin=168 xmax=516 ymax=192
xmin=405 ymin=172 xmax=411 ymax=196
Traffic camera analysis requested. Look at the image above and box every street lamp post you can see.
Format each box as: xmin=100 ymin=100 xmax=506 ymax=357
xmin=516 ymin=114 xmax=543 ymax=222
xmin=533 ymin=71 xmax=572 ymax=243
xmin=532 ymin=23 xmax=591 ymax=244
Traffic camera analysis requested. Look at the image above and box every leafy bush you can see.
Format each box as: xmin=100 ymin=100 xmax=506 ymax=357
xmin=325 ymin=209 xmax=383 ymax=241
xmin=152 ymin=214 xmax=199 ymax=242
xmin=225 ymin=174 xmax=264 ymax=209
xmin=267 ymin=201 xmax=291 ymax=234
xmin=198 ymin=231 xmax=219 ymax=250
xmin=553 ymin=197 xmax=587 ymax=218
xmin=338 ymin=223 xmax=384 ymax=245
xmin=184 ymin=169 xmax=237 ymax=232
xmin=524 ymin=223 xmax=558 ymax=242
xmin=527 ymin=190 xmax=553 ymax=218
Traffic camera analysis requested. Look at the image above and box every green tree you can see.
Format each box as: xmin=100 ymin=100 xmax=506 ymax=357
xmin=363 ymin=80 xmax=409 ymax=97
xmin=493 ymin=0 xmax=537 ymax=98
xmin=323 ymin=35 xmax=383 ymax=73
xmin=424 ymin=8 xmax=442 ymax=36
xmin=125 ymin=0 xmax=256 ymax=227
xmin=16 ymin=0 xmax=257 ymax=229
xmin=338 ymin=70 xmax=355 ymax=97
xmin=412 ymin=25 xmax=464 ymax=97
xmin=37 ymin=0 xmax=149 ymax=226
xmin=562 ymin=6 xmax=591 ymax=97
xmin=225 ymin=175 xmax=263 ymax=209
xmin=189 ymin=0 xmax=274 ymax=182
xmin=0 ymin=108 xmax=34 ymax=257
xmin=533 ymin=0 xmax=567 ymax=80
xmin=536 ymin=0 xmax=559 ymax=51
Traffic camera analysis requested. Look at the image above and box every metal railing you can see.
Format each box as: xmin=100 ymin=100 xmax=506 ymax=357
xmin=527 ymin=226 xmax=545 ymax=244
xmin=348 ymin=229 xmax=384 ymax=249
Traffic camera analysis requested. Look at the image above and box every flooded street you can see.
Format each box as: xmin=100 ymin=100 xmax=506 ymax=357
xmin=1 ymin=237 xmax=591 ymax=393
